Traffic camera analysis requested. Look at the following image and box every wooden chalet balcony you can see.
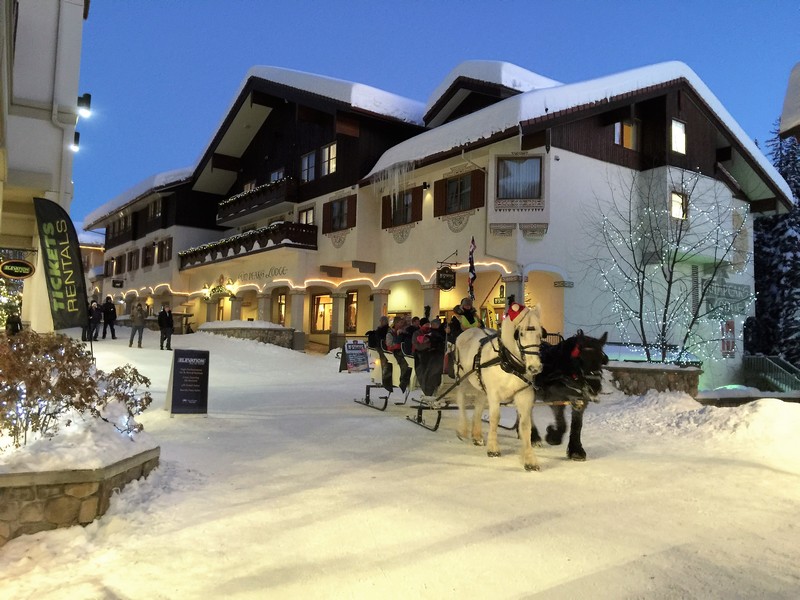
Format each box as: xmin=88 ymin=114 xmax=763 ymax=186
xmin=217 ymin=177 xmax=299 ymax=225
xmin=179 ymin=222 xmax=317 ymax=270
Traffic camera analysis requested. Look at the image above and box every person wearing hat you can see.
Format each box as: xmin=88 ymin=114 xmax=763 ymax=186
xmin=446 ymin=296 xmax=483 ymax=343
xmin=129 ymin=302 xmax=146 ymax=348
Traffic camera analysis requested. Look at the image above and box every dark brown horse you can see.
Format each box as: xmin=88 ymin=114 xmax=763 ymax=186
xmin=532 ymin=330 xmax=608 ymax=461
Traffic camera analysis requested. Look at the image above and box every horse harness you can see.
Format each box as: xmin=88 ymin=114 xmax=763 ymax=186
xmin=464 ymin=327 xmax=541 ymax=394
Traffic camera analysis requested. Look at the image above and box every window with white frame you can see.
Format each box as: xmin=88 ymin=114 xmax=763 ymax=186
xmin=671 ymin=119 xmax=686 ymax=154
xmin=299 ymin=206 xmax=315 ymax=225
xmin=496 ymin=156 xmax=543 ymax=209
xmin=392 ymin=190 xmax=414 ymax=225
xmin=243 ymin=179 xmax=257 ymax=192
xmin=670 ymin=191 xmax=687 ymax=220
xmin=301 ymin=152 xmax=316 ymax=182
xmin=321 ymin=142 xmax=337 ymax=176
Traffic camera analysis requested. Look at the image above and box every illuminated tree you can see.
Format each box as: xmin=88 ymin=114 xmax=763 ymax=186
xmin=583 ymin=167 xmax=752 ymax=363
xmin=0 ymin=250 xmax=24 ymax=329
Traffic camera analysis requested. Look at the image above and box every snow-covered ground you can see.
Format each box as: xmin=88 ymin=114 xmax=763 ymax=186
xmin=1 ymin=328 xmax=799 ymax=599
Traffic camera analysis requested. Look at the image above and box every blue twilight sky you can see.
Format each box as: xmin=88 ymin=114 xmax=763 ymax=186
xmin=72 ymin=0 xmax=800 ymax=227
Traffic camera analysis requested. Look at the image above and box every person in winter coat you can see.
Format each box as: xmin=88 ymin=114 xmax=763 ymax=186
xmin=89 ymin=301 xmax=103 ymax=341
xmin=158 ymin=304 xmax=174 ymax=350
xmin=129 ymin=303 xmax=146 ymax=348
xmin=385 ymin=316 xmax=412 ymax=392
xmin=5 ymin=313 xmax=22 ymax=336
xmin=446 ymin=296 xmax=483 ymax=343
xmin=102 ymin=296 xmax=117 ymax=339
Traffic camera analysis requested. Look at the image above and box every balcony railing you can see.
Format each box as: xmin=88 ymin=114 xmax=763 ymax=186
xmin=179 ymin=222 xmax=317 ymax=270
xmin=217 ymin=177 xmax=299 ymax=224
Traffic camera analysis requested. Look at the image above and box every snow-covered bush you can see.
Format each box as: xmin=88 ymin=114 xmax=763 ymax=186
xmin=0 ymin=330 xmax=152 ymax=449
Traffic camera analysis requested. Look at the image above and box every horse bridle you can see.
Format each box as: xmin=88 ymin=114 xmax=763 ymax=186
xmin=514 ymin=325 xmax=542 ymax=358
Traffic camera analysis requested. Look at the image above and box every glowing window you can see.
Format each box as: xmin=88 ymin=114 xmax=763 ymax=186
xmin=671 ymin=120 xmax=686 ymax=154
xmin=670 ymin=191 xmax=687 ymax=220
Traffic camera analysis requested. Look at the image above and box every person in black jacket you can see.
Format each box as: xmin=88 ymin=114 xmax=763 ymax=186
xmin=5 ymin=313 xmax=22 ymax=336
xmin=102 ymin=296 xmax=117 ymax=339
xmin=89 ymin=300 xmax=103 ymax=341
xmin=158 ymin=304 xmax=174 ymax=350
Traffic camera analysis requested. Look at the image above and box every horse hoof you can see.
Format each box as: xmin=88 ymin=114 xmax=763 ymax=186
xmin=473 ymin=439 xmax=485 ymax=447
xmin=567 ymin=449 xmax=587 ymax=461
xmin=525 ymin=463 xmax=540 ymax=472
xmin=545 ymin=425 xmax=563 ymax=446
xmin=487 ymin=451 xmax=501 ymax=458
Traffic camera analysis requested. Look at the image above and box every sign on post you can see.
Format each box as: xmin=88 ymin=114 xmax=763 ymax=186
xmin=340 ymin=340 xmax=369 ymax=372
xmin=167 ymin=349 xmax=210 ymax=415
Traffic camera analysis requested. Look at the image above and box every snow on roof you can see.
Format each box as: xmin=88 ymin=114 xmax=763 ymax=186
xmin=83 ymin=166 xmax=194 ymax=228
xmin=246 ymin=66 xmax=425 ymax=126
xmin=780 ymin=61 xmax=800 ymax=138
xmin=76 ymin=225 xmax=104 ymax=246
xmin=425 ymin=60 xmax=561 ymax=115
xmin=369 ymin=61 xmax=793 ymax=203
xmin=85 ymin=67 xmax=424 ymax=231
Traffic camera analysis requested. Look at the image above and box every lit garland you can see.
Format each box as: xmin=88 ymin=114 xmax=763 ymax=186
xmin=217 ymin=176 xmax=294 ymax=209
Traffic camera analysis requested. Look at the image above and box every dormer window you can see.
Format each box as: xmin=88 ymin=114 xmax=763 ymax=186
xmin=614 ymin=120 xmax=639 ymax=151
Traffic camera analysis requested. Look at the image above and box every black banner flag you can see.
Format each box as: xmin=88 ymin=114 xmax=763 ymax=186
xmin=33 ymin=197 xmax=89 ymax=330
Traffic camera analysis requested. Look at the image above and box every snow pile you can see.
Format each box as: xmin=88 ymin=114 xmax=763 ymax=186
xmin=589 ymin=389 xmax=800 ymax=452
xmin=1 ymin=328 xmax=798 ymax=598
xmin=0 ymin=404 xmax=157 ymax=473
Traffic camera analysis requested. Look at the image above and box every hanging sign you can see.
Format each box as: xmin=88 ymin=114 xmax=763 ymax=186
xmin=0 ymin=259 xmax=35 ymax=280
xmin=436 ymin=266 xmax=456 ymax=291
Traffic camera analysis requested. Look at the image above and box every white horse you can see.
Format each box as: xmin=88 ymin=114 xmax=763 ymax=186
xmin=454 ymin=303 xmax=544 ymax=471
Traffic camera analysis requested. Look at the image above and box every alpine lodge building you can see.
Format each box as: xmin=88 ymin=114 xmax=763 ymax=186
xmin=83 ymin=61 xmax=793 ymax=390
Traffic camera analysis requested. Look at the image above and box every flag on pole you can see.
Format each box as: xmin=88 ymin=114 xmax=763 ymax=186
xmin=468 ymin=236 xmax=476 ymax=301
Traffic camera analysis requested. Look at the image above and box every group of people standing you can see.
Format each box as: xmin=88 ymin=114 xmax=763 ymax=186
xmin=83 ymin=296 xmax=118 ymax=342
xmin=81 ymin=298 xmax=174 ymax=351
xmin=370 ymin=296 xmax=484 ymax=396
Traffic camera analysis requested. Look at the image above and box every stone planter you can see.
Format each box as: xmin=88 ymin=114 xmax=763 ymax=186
xmin=0 ymin=447 xmax=159 ymax=548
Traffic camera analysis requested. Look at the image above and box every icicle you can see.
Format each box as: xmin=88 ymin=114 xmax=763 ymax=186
xmin=373 ymin=160 xmax=415 ymax=204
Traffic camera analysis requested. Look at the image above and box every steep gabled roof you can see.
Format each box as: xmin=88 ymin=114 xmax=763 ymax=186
xmin=368 ymin=61 xmax=792 ymax=208
xmin=424 ymin=60 xmax=560 ymax=126
xmin=83 ymin=167 xmax=193 ymax=230
xmin=192 ymin=66 xmax=426 ymax=195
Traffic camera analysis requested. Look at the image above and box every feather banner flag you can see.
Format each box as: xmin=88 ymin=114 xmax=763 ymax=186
xmin=468 ymin=236 xmax=477 ymax=301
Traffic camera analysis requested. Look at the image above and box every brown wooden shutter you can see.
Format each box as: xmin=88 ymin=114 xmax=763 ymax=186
xmin=433 ymin=179 xmax=446 ymax=217
xmin=381 ymin=195 xmax=392 ymax=229
xmin=346 ymin=195 xmax=357 ymax=229
xmin=322 ymin=201 xmax=332 ymax=234
xmin=470 ymin=169 xmax=486 ymax=210
xmin=411 ymin=186 xmax=423 ymax=223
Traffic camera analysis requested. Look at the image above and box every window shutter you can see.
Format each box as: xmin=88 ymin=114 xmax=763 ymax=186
xmin=433 ymin=179 xmax=446 ymax=217
xmin=381 ymin=195 xmax=392 ymax=229
xmin=470 ymin=169 xmax=486 ymax=210
xmin=322 ymin=201 xmax=332 ymax=234
xmin=411 ymin=186 xmax=423 ymax=222
xmin=346 ymin=195 xmax=357 ymax=229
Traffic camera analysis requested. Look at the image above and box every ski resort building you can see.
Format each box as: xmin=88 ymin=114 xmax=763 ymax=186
xmin=85 ymin=60 xmax=793 ymax=388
